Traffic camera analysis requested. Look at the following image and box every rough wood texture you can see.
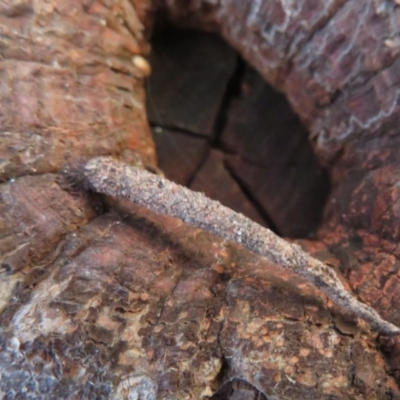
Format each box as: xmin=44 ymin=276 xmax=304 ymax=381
xmin=83 ymin=156 xmax=400 ymax=335
xmin=160 ymin=0 xmax=400 ymax=162
xmin=2 ymin=202 xmax=397 ymax=399
xmin=0 ymin=0 xmax=155 ymax=182
xmin=159 ymin=0 xmax=400 ymax=388
xmin=1 ymin=0 xmax=400 ymax=399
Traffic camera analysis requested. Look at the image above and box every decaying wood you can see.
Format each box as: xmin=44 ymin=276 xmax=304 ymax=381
xmin=83 ymin=156 xmax=400 ymax=335
xmin=1 ymin=0 xmax=400 ymax=399
xmin=159 ymin=0 xmax=400 ymax=381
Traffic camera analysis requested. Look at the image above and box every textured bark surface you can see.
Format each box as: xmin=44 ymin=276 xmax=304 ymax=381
xmin=0 ymin=0 xmax=155 ymax=182
xmin=2 ymin=199 xmax=397 ymax=399
xmin=160 ymin=0 xmax=400 ymax=162
xmin=160 ymin=0 xmax=400 ymax=382
xmin=1 ymin=0 xmax=400 ymax=399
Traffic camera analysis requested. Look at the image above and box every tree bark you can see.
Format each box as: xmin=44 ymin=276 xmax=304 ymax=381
xmin=159 ymin=0 xmax=400 ymax=384
xmin=1 ymin=0 xmax=400 ymax=399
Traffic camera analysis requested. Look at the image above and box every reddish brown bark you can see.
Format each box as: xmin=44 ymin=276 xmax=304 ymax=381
xmin=1 ymin=0 xmax=400 ymax=399
xmin=0 ymin=0 xmax=155 ymax=182
xmin=159 ymin=0 xmax=400 ymax=382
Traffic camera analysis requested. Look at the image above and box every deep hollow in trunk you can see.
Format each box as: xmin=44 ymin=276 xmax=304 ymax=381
xmin=1 ymin=1 xmax=400 ymax=399
xmin=147 ymin=25 xmax=331 ymax=239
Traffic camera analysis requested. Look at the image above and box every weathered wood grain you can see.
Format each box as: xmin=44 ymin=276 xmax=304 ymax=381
xmin=1 ymin=0 xmax=400 ymax=398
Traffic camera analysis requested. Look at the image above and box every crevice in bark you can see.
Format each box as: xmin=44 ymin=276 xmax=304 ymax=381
xmin=222 ymin=160 xmax=282 ymax=236
xmin=147 ymin=25 xmax=331 ymax=238
xmin=210 ymin=377 xmax=269 ymax=400
xmin=212 ymin=57 xmax=246 ymax=146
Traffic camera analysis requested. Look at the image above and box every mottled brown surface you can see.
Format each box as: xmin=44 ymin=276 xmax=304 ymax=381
xmin=1 ymin=0 xmax=400 ymax=399
xmin=160 ymin=0 xmax=400 ymax=385
xmin=0 ymin=0 xmax=155 ymax=182
xmin=84 ymin=156 xmax=399 ymax=335
xmin=161 ymin=0 xmax=400 ymax=163
xmin=1 ymin=201 xmax=398 ymax=399
xmin=0 ymin=174 xmax=101 ymax=314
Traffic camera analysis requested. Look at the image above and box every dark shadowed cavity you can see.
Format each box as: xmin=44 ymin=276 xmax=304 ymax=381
xmin=146 ymin=25 xmax=330 ymax=239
